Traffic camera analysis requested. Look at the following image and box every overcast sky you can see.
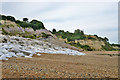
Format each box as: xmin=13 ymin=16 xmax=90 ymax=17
xmin=0 ymin=1 xmax=118 ymax=44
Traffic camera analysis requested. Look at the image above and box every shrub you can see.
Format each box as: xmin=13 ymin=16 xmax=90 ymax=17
xmin=22 ymin=35 xmax=36 ymax=39
xmin=81 ymin=45 xmax=93 ymax=51
xmin=41 ymin=33 xmax=51 ymax=38
xmin=2 ymin=28 xmax=8 ymax=35
xmin=30 ymin=20 xmax=45 ymax=30
xmin=23 ymin=18 xmax=28 ymax=22
xmin=101 ymin=42 xmax=114 ymax=51
xmin=87 ymin=35 xmax=96 ymax=40
xmin=52 ymin=28 xmax=56 ymax=34
xmin=6 ymin=16 xmax=16 ymax=22
xmin=69 ymin=42 xmax=93 ymax=51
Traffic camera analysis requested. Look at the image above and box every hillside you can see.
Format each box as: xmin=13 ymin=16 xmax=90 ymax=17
xmin=51 ymin=29 xmax=119 ymax=51
xmin=0 ymin=14 xmax=119 ymax=51
xmin=0 ymin=20 xmax=81 ymax=51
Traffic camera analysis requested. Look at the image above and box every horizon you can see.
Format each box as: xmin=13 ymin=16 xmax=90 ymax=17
xmin=0 ymin=2 xmax=118 ymax=44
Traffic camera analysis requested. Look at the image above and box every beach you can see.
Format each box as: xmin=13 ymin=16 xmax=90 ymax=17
xmin=1 ymin=51 xmax=118 ymax=78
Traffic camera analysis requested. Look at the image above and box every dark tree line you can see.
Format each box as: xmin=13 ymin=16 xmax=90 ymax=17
xmin=0 ymin=14 xmax=45 ymax=31
xmin=51 ymin=28 xmax=109 ymax=42
xmin=1 ymin=15 xmax=16 ymax=22
xmin=51 ymin=29 xmax=86 ymax=41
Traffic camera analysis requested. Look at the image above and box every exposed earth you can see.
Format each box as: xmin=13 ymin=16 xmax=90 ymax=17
xmin=1 ymin=51 xmax=118 ymax=78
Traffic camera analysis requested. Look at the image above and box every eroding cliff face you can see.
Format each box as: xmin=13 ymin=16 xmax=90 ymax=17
xmin=1 ymin=20 xmax=53 ymax=38
xmin=0 ymin=20 xmax=82 ymax=51
xmin=0 ymin=35 xmax=85 ymax=60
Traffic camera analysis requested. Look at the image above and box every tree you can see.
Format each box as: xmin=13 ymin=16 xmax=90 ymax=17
xmin=74 ymin=29 xmax=84 ymax=35
xmin=74 ymin=29 xmax=80 ymax=34
xmin=104 ymin=37 xmax=109 ymax=41
xmin=1 ymin=15 xmax=7 ymax=20
xmin=94 ymin=34 xmax=98 ymax=38
xmin=30 ymin=19 xmax=45 ymax=30
xmin=52 ymin=28 xmax=56 ymax=34
xmin=81 ymin=30 xmax=84 ymax=35
xmin=6 ymin=16 xmax=16 ymax=22
xmin=58 ymin=30 xmax=64 ymax=33
xmin=23 ymin=18 xmax=28 ymax=22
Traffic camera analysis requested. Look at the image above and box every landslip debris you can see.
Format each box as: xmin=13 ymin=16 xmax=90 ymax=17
xmin=0 ymin=35 xmax=85 ymax=60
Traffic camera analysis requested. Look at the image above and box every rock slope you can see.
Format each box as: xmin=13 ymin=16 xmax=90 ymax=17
xmin=0 ymin=35 xmax=85 ymax=60
xmin=1 ymin=20 xmax=82 ymax=51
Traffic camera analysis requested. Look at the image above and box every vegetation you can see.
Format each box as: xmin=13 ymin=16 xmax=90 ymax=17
xmin=22 ymin=32 xmax=51 ymax=39
xmin=2 ymin=28 xmax=9 ymax=35
xmin=101 ymin=42 xmax=115 ymax=51
xmin=6 ymin=16 xmax=16 ymax=22
xmin=51 ymin=29 xmax=119 ymax=51
xmin=52 ymin=29 xmax=87 ymax=41
xmin=69 ymin=42 xmax=93 ymax=51
xmin=0 ymin=15 xmax=16 ymax=22
xmin=23 ymin=18 xmax=28 ymax=22
xmin=52 ymin=28 xmax=56 ymax=34
xmin=22 ymin=34 xmax=36 ymax=39
xmin=111 ymin=44 xmax=120 ymax=47
xmin=0 ymin=15 xmax=45 ymax=31
xmin=41 ymin=33 xmax=51 ymax=38
xmin=30 ymin=20 xmax=45 ymax=30
xmin=52 ymin=29 xmax=106 ymax=41
xmin=0 ymin=23 xmax=2 ymax=28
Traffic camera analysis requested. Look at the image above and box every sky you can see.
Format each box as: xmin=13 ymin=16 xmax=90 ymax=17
xmin=0 ymin=1 xmax=118 ymax=44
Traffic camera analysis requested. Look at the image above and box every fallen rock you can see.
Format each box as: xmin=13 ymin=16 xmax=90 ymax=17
xmin=0 ymin=35 xmax=85 ymax=60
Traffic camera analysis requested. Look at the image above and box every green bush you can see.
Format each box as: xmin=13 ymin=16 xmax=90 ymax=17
xmin=2 ymin=28 xmax=8 ymax=35
xmin=30 ymin=20 xmax=45 ymax=30
xmin=81 ymin=45 xmax=93 ymax=51
xmin=16 ymin=20 xmax=45 ymax=31
xmin=52 ymin=28 xmax=56 ymax=34
xmin=0 ymin=15 xmax=16 ymax=22
xmin=0 ymin=23 xmax=2 ymax=28
xmin=111 ymin=44 xmax=120 ymax=47
xmin=22 ymin=34 xmax=36 ymax=39
xmin=69 ymin=42 xmax=93 ymax=51
xmin=41 ymin=33 xmax=51 ymax=38
xmin=55 ymin=29 xmax=86 ymax=41
xmin=87 ymin=35 xmax=96 ymax=40
xmin=101 ymin=42 xmax=114 ymax=51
